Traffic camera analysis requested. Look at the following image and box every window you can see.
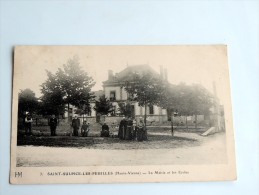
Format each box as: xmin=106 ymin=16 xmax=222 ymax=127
xmin=110 ymin=91 xmax=116 ymax=101
xmin=149 ymin=106 xmax=154 ymax=114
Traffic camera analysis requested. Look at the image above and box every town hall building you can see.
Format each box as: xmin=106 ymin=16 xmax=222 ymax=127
xmin=66 ymin=64 xmax=168 ymax=123
xmin=102 ymin=64 xmax=168 ymax=123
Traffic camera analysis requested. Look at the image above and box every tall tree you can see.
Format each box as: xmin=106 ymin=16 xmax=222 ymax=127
xmin=18 ymin=88 xmax=39 ymax=117
xmin=40 ymin=71 xmax=66 ymax=116
xmin=188 ymin=84 xmax=214 ymax=129
xmin=118 ymin=102 xmax=132 ymax=117
xmin=158 ymin=83 xmax=214 ymax=132
xmin=94 ymin=95 xmax=114 ymax=115
xmin=170 ymin=83 xmax=213 ymax=130
xmin=75 ymin=100 xmax=92 ymax=121
xmin=41 ymin=56 xmax=95 ymax=120
xmin=122 ymin=72 xmax=165 ymax=127
xmin=157 ymin=83 xmax=178 ymax=135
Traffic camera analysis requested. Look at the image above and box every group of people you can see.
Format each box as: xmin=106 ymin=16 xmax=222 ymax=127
xmin=118 ymin=117 xmax=147 ymax=141
xmin=72 ymin=115 xmax=147 ymax=141
xmin=23 ymin=113 xmax=147 ymax=141
xmin=99 ymin=117 xmax=147 ymax=141
xmin=23 ymin=114 xmax=90 ymax=137
xmin=71 ymin=115 xmax=90 ymax=137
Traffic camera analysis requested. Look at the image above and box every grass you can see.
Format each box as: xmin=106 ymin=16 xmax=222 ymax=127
xmin=17 ymin=127 xmax=202 ymax=150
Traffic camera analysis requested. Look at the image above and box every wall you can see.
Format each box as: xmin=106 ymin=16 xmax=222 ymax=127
xmin=171 ymin=115 xmax=206 ymax=126
xmin=78 ymin=116 xmax=96 ymax=124
xmin=121 ymin=87 xmax=128 ymax=100
xmin=103 ymin=116 xmax=123 ymax=125
xmin=90 ymin=102 xmax=96 ymax=116
xmin=104 ymin=86 xmax=122 ymax=100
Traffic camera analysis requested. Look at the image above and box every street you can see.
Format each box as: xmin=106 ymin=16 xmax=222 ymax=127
xmin=16 ymin=131 xmax=227 ymax=166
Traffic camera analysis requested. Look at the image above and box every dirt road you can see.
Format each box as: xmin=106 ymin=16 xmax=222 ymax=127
xmin=16 ymin=131 xmax=227 ymax=166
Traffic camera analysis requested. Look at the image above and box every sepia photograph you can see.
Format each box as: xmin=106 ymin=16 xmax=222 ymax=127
xmin=10 ymin=45 xmax=236 ymax=184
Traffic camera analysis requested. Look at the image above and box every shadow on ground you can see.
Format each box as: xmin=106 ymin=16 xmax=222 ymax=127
xmin=17 ymin=131 xmax=200 ymax=150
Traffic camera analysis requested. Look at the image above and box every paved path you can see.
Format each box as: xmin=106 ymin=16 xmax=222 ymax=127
xmin=16 ymin=132 xmax=227 ymax=167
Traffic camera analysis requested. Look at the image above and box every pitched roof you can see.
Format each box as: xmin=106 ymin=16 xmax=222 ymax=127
xmin=103 ymin=64 xmax=159 ymax=85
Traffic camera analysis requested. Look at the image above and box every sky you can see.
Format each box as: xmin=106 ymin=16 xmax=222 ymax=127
xmin=13 ymin=45 xmax=231 ymax=106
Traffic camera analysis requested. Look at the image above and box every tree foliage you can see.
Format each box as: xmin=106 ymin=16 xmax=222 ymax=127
xmin=122 ymin=72 xmax=166 ymax=126
xmin=158 ymin=82 xmax=214 ymax=131
xmin=94 ymin=95 xmax=114 ymax=115
xmin=174 ymin=83 xmax=213 ymax=116
xmin=39 ymin=71 xmax=65 ymax=116
xmin=18 ymin=88 xmax=39 ymax=117
xmin=40 ymin=56 xmax=95 ymax=117
xmin=118 ymin=102 xmax=132 ymax=117
xmin=55 ymin=56 xmax=95 ymax=107
xmin=159 ymin=83 xmax=213 ymax=116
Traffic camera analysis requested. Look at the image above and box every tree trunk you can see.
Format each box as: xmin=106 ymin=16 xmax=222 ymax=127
xmin=57 ymin=111 xmax=60 ymax=125
xmin=171 ymin=115 xmax=174 ymax=136
xmin=144 ymin=103 xmax=147 ymax=127
xmin=67 ymin=103 xmax=70 ymax=122
xmin=68 ymin=103 xmax=72 ymax=137
xmin=144 ymin=103 xmax=148 ymax=140
xmin=195 ymin=114 xmax=197 ymax=130
xmin=186 ymin=115 xmax=188 ymax=131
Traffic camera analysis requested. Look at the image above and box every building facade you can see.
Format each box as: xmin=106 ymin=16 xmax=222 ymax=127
xmin=102 ymin=65 xmax=168 ymax=123
xmin=64 ymin=65 xmax=168 ymax=123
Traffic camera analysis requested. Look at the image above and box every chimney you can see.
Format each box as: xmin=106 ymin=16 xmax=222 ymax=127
xmin=108 ymin=70 xmax=113 ymax=80
xmin=164 ymin=68 xmax=168 ymax=81
xmin=160 ymin=66 xmax=164 ymax=79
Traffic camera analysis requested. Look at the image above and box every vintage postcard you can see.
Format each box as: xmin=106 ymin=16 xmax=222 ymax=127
xmin=10 ymin=45 xmax=236 ymax=184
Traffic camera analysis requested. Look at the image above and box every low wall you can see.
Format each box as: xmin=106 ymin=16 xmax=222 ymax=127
xmin=103 ymin=116 xmax=123 ymax=124
xmin=26 ymin=115 xmax=168 ymax=128
xmin=77 ymin=116 xmax=123 ymax=125
xmin=78 ymin=117 xmax=96 ymax=124
xmin=171 ymin=115 xmax=207 ymax=126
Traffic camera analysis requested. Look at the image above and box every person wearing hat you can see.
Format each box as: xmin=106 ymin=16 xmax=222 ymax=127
xmin=71 ymin=115 xmax=80 ymax=136
xmin=24 ymin=113 xmax=33 ymax=135
xmin=49 ymin=114 xmax=58 ymax=136
xmin=118 ymin=117 xmax=127 ymax=140
xmin=125 ymin=117 xmax=133 ymax=140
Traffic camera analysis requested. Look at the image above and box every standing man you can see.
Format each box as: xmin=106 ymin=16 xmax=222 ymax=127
xmin=49 ymin=114 xmax=58 ymax=136
xmin=118 ymin=117 xmax=127 ymax=140
xmin=24 ymin=113 xmax=33 ymax=135
xmin=125 ymin=117 xmax=133 ymax=140
xmin=71 ymin=115 xmax=80 ymax=136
